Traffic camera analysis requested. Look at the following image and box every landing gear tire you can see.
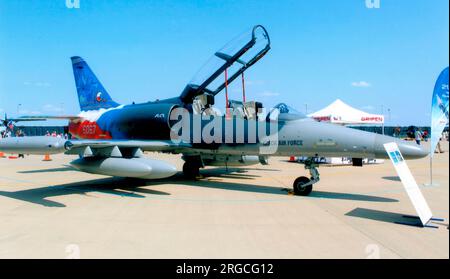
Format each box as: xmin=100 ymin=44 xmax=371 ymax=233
xmin=183 ymin=162 xmax=200 ymax=179
xmin=293 ymin=176 xmax=313 ymax=196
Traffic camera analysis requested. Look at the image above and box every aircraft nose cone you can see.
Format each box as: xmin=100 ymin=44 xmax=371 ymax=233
xmin=397 ymin=141 xmax=429 ymax=159
xmin=374 ymin=134 xmax=428 ymax=160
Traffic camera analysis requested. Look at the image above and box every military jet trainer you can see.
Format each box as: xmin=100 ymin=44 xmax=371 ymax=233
xmin=0 ymin=25 xmax=428 ymax=196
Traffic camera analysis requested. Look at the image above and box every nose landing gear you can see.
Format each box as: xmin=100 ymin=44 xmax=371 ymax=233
xmin=293 ymin=158 xmax=320 ymax=196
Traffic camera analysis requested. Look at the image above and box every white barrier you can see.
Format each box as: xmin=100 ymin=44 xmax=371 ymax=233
xmin=383 ymin=142 xmax=438 ymax=227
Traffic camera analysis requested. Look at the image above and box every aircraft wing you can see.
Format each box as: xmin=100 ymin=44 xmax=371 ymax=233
xmin=0 ymin=136 xmax=192 ymax=156
xmin=2 ymin=115 xmax=56 ymax=125
xmin=18 ymin=115 xmax=81 ymax=121
xmin=65 ymin=139 xmax=192 ymax=156
xmin=4 ymin=117 xmax=48 ymax=123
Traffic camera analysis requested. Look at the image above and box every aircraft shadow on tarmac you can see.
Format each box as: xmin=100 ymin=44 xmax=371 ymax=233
xmin=0 ymin=177 xmax=170 ymax=207
xmin=17 ymin=166 xmax=74 ymax=174
xmin=0 ymin=168 xmax=398 ymax=207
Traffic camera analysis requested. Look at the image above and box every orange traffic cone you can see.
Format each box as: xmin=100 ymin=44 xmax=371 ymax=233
xmin=43 ymin=154 xmax=52 ymax=161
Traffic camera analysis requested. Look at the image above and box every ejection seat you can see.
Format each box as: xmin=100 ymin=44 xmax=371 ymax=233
xmin=243 ymin=101 xmax=263 ymax=120
xmin=228 ymin=100 xmax=264 ymax=120
xmin=192 ymin=93 xmax=221 ymax=116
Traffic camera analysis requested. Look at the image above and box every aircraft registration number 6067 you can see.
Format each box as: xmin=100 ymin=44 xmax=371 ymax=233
xmin=82 ymin=124 xmax=97 ymax=135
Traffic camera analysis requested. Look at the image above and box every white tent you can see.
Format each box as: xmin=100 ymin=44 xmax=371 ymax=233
xmin=308 ymin=99 xmax=384 ymax=125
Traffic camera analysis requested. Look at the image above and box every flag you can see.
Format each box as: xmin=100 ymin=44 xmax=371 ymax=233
xmin=430 ymin=67 xmax=449 ymax=157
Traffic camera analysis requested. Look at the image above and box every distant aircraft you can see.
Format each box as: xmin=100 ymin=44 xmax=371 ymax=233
xmin=1 ymin=114 xmax=46 ymax=133
xmin=0 ymin=25 xmax=427 ymax=196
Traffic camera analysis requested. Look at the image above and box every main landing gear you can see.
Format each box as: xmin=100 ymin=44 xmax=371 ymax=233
xmin=293 ymin=158 xmax=320 ymax=196
xmin=182 ymin=157 xmax=203 ymax=179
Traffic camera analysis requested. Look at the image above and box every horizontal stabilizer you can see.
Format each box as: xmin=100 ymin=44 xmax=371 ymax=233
xmin=18 ymin=115 xmax=81 ymax=121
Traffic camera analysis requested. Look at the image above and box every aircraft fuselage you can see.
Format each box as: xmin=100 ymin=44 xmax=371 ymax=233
xmin=67 ymin=100 xmax=427 ymax=160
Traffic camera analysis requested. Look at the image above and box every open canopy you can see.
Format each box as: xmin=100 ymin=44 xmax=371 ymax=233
xmin=308 ymin=99 xmax=384 ymax=125
xmin=179 ymin=25 xmax=270 ymax=104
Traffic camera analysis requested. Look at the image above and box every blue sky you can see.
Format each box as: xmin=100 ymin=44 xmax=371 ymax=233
xmin=0 ymin=0 xmax=448 ymax=126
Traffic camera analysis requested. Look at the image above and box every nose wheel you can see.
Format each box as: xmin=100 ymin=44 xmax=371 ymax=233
xmin=293 ymin=158 xmax=320 ymax=196
xmin=293 ymin=176 xmax=313 ymax=196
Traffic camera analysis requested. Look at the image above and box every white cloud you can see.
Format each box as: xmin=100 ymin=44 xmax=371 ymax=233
xmin=18 ymin=109 xmax=42 ymax=115
xmin=351 ymin=81 xmax=371 ymax=88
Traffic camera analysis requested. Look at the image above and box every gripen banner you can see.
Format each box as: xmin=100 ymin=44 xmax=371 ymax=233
xmin=430 ymin=67 xmax=449 ymax=157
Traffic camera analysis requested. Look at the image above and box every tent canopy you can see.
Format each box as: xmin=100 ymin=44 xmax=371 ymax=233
xmin=308 ymin=99 xmax=384 ymax=124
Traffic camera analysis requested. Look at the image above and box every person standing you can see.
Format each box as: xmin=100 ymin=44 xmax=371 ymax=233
xmin=435 ymin=134 xmax=444 ymax=153
xmin=393 ymin=126 xmax=401 ymax=138
xmin=422 ymin=130 xmax=429 ymax=142
xmin=17 ymin=130 xmax=25 ymax=158
xmin=415 ymin=128 xmax=423 ymax=145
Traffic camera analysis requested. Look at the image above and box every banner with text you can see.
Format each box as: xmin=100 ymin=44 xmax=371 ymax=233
xmin=430 ymin=67 xmax=449 ymax=157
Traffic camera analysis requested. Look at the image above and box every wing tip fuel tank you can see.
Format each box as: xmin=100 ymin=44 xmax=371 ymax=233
xmin=374 ymin=134 xmax=428 ymax=159
xmin=0 ymin=136 xmax=66 ymax=155
xmin=70 ymin=157 xmax=178 ymax=179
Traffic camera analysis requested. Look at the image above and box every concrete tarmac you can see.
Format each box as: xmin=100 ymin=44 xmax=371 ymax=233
xmin=0 ymin=142 xmax=448 ymax=259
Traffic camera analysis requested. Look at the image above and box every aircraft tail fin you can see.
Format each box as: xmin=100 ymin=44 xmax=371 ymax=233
xmin=71 ymin=56 xmax=120 ymax=111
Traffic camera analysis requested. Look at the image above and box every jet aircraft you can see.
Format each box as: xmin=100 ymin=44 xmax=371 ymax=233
xmin=0 ymin=25 xmax=428 ymax=196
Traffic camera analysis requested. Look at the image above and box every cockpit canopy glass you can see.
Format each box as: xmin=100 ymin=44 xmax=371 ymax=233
xmin=180 ymin=25 xmax=270 ymax=103
xmin=267 ymin=103 xmax=307 ymax=121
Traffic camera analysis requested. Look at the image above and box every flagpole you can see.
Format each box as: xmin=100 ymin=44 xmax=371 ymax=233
xmin=430 ymin=155 xmax=433 ymax=186
xmin=425 ymin=139 xmax=439 ymax=187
